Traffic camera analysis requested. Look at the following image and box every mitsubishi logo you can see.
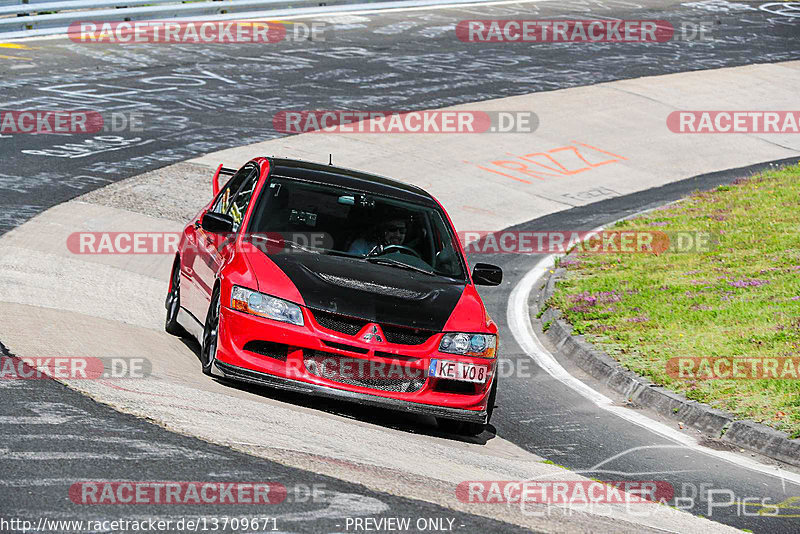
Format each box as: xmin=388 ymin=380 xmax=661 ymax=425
xmin=362 ymin=325 xmax=383 ymax=343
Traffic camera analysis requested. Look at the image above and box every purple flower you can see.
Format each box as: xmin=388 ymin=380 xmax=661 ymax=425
xmin=567 ymin=291 xmax=620 ymax=305
xmin=627 ymin=316 xmax=649 ymax=323
xmin=728 ymin=278 xmax=770 ymax=288
xmin=791 ymin=296 xmax=800 ymax=301
xmin=649 ymin=221 xmax=669 ymax=227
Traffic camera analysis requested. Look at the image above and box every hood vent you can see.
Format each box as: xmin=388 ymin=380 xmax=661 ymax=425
xmin=316 ymin=272 xmax=427 ymax=300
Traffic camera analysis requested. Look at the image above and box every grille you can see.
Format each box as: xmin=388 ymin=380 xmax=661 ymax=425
xmin=312 ymin=310 xmax=368 ymax=336
xmin=382 ymin=324 xmax=435 ymax=345
xmin=303 ymin=351 xmax=425 ymax=393
xmin=243 ymin=341 xmax=288 ymax=361
xmin=311 ymin=310 xmax=436 ymax=346
xmin=322 ymin=340 xmax=369 ymax=354
xmin=373 ymin=351 xmax=420 ymax=363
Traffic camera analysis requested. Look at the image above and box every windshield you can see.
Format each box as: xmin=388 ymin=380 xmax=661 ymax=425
xmin=247 ymin=176 xmax=466 ymax=279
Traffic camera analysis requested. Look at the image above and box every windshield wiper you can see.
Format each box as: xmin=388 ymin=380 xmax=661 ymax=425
xmin=323 ymin=249 xmax=363 ymax=258
xmin=250 ymin=235 xmax=321 ymax=254
xmin=365 ymin=257 xmax=435 ymax=276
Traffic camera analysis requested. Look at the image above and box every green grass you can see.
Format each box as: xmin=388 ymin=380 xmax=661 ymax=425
xmin=548 ymin=163 xmax=800 ymax=437
xmin=540 ymin=459 xmax=569 ymax=470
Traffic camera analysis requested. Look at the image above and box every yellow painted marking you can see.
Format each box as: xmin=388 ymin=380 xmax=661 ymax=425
xmin=0 ymin=43 xmax=31 ymax=49
xmin=0 ymin=54 xmax=32 ymax=61
xmin=737 ymin=497 xmax=800 ymax=517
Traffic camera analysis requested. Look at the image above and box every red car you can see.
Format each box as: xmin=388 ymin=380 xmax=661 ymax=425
xmin=165 ymin=157 xmax=503 ymax=435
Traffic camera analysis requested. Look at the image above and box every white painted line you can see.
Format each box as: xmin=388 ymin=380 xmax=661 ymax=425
xmin=507 ymin=248 xmax=800 ymax=487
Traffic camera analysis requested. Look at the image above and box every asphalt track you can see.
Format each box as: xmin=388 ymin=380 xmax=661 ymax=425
xmin=1 ymin=0 xmax=799 ymax=233
xmin=2 ymin=0 xmax=800 ymax=533
xmin=0 ymin=343 xmax=532 ymax=534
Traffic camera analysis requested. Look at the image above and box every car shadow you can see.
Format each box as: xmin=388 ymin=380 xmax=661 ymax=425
xmin=219 ymin=375 xmax=498 ymax=445
xmin=179 ymin=336 xmax=496 ymax=445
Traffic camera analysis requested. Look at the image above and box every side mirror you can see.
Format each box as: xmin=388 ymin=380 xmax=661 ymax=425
xmin=472 ymin=263 xmax=503 ymax=286
xmin=201 ymin=212 xmax=234 ymax=234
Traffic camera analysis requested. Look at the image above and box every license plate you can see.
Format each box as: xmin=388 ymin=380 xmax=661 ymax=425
xmin=429 ymin=359 xmax=487 ymax=383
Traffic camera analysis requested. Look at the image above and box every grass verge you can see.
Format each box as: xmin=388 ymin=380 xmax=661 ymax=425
xmin=548 ymin=163 xmax=800 ymax=437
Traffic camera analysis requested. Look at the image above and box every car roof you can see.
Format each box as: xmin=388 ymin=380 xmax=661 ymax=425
xmin=266 ymin=157 xmax=438 ymax=208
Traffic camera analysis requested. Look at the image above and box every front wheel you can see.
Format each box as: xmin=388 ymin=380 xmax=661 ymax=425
xmin=200 ymin=287 xmax=221 ymax=376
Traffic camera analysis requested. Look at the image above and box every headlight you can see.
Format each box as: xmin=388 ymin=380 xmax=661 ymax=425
xmin=230 ymin=286 xmax=304 ymax=326
xmin=439 ymin=333 xmax=496 ymax=358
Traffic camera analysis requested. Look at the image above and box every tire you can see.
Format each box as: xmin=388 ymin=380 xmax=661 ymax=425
xmin=486 ymin=375 xmax=498 ymax=424
xmin=164 ymin=259 xmax=185 ymax=337
xmin=200 ymin=286 xmax=221 ymax=377
xmin=437 ymin=376 xmax=497 ymax=436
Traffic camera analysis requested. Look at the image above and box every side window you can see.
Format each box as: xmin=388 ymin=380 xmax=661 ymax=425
xmin=431 ymin=212 xmax=463 ymax=278
xmin=226 ymin=170 xmax=259 ymax=232
xmin=211 ymin=163 xmax=257 ymax=216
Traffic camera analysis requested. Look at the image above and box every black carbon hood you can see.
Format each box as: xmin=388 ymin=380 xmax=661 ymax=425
xmin=263 ymin=251 xmax=465 ymax=331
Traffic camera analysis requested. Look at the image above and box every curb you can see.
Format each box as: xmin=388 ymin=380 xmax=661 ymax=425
xmin=533 ymin=265 xmax=800 ymax=468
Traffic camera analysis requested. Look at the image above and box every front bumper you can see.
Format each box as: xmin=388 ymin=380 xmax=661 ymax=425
xmin=215 ymin=360 xmax=488 ymax=423
xmin=214 ymin=304 xmax=495 ymax=423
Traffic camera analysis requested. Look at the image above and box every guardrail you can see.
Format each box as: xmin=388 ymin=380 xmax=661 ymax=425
xmin=0 ymin=0 xmax=400 ymax=37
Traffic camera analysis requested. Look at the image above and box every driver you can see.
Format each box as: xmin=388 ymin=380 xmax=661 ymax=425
xmin=348 ymin=216 xmax=408 ymax=256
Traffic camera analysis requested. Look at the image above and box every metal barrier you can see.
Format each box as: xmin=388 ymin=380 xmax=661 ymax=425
xmin=1 ymin=0 xmax=183 ymax=17
xmin=0 ymin=0 xmax=403 ymax=37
